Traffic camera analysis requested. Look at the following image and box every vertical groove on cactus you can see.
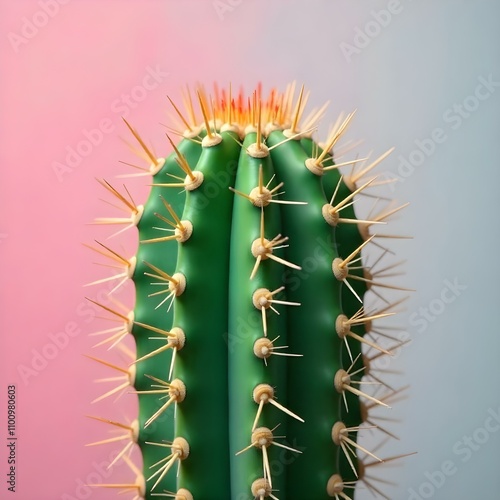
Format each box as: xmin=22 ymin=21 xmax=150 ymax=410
xmin=85 ymin=83 xmax=410 ymax=500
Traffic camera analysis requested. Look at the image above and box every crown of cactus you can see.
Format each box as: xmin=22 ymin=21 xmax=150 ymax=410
xmin=85 ymin=83 xmax=411 ymax=500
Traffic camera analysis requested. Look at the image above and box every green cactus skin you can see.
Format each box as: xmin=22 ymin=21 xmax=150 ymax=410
xmin=228 ymin=131 xmax=290 ymax=498
xmin=132 ymin=135 xmax=202 ymax=494
xmin=87 ymin=84 xmax=408 ymax=500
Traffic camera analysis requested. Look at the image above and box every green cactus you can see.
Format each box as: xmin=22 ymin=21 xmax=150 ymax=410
xmin=86 ymin=83 xmax=409 ymax=500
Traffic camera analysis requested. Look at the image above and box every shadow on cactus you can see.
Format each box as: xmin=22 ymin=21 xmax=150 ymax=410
xmin=85 ymin=83 xmax=413 ymax=500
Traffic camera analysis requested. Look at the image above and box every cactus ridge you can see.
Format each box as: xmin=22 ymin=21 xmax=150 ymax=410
xmin=86 ymin=83 xmax=410 ymax=500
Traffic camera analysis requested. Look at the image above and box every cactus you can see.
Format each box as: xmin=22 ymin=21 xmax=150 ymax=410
xmin=85 ymin=83 xmax=410 ymax=500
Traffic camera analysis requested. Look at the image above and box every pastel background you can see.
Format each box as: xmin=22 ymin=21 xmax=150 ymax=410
xmin=1 ymin=1 xmax=499 ymax=499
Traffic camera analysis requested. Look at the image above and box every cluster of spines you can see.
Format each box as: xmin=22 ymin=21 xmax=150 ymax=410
xmin=84 ymin=83 xmax=411 ymax=500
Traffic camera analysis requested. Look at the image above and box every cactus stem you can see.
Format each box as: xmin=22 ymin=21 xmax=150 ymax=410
xmin=86 ymin=83 xmax=410 ymax=497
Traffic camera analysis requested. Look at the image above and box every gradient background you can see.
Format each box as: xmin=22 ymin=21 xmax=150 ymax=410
xmin=1 ymin=1 xmax=499 ymax=499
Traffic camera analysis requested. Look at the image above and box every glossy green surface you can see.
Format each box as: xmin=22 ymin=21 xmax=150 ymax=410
xmin=268 ymin=131 xmax=343 ymax=498
xmin=172 ymin=131 xmax=241 ymax=496
xmin=130 ymin=129 xmax=375 ymax=498
xmin=228 ymin=133 xmax=288 ymax=498
xmin=132 ymin=138 xmax=200 ymax=496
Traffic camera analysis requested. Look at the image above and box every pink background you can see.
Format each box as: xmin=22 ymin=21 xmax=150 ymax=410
xmin=1 ymin=1 xmax=500 ymax=499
